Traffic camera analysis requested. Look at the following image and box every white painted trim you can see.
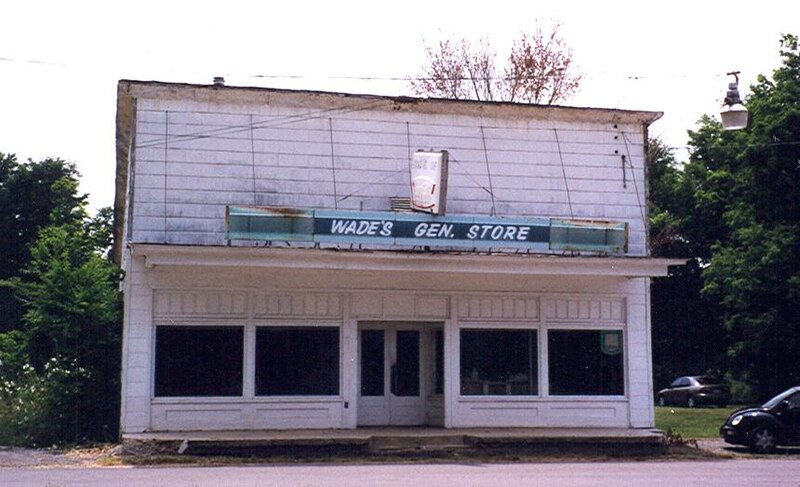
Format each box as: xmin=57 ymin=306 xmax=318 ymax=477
xmin=152 ymin=319 xmax=248 ymax=326
xmin=250 ymin=320 xmax=343 ymax=328
xmin=131 ymin=244 xmax=684 ymax=278
xmin=150 ymin=397 xmax=344 ymax=405
xmin=458 ymin=321 xmax=541 ymax=330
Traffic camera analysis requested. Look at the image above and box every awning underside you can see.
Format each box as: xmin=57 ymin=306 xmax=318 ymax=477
xmin=131 ymin=244 xmax=684 ymax=278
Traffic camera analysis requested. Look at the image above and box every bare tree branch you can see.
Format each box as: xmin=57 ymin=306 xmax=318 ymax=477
xmin=410 ymin=23 xmax=581 ymax=105
xmin=410 ymin=39 xmax=471 ymax=100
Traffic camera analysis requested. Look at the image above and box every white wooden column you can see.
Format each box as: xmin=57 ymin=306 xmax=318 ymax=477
xmin=341 ymin=295 xmax=358 ymax=429
xmin=120 ymin=253 xmax=153 ymax=433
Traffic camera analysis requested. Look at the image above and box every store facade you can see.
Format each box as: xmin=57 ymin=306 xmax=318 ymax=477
xmin=114 ymin=80 xmax=680 ymax=434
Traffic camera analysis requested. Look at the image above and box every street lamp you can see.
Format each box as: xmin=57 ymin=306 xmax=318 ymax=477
xmin=720 ymin=71 xmax=748 ymax=130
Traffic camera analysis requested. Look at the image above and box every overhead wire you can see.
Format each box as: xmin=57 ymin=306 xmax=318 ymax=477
xmin=553 ymin=128 xmax=574 ymax=219
xmin=447 ymin=156 xmax=496 ymax=199
xmin=336 ymin=168 xmax=408 ymax=204
xmin=138 ymin=109 xmax=800 ymax=155
xmin=136 ymin=108 xmax=647 ymax=155
xmin=622 ymin=132 xmax=648 ymax=231
xmin=136 ymin=99 xmax=387 ymax=149
xmin=329 ymin=118 xmax=339 ymax=209
xmin=129 ymin=86 xmax=798 ymax=220
xmin=0 ymin=55 xmax=737 ymax=82
xmin=479 ymin=126 xmax=497 ymax=215
xmin=137 ymin=103 xmax=647 ymax=213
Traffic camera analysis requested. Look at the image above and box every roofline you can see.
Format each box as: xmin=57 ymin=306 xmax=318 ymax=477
xmin=116 ymin=79 xmax=663 ymax=125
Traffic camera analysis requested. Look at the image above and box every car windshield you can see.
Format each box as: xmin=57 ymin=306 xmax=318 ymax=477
xmin=762 ymin=388 xmax=798 ymax=408
xmin=696 ymin=377 xmax=724 ymax=385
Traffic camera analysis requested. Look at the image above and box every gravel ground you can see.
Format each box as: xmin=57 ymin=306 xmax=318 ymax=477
xmin=1 ymin=440 xmax=798 ymax=468
xmin=694 ymin=438 xmax=800 ymax=458
xmin=0 ymin=445 xmax=121 ymax=468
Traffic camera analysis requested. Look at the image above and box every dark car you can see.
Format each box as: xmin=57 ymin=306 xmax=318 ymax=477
xmin=720 ymin=386 xmax=800 ymax=453
xmin=656 ymin=376 xmax=731 ymax=407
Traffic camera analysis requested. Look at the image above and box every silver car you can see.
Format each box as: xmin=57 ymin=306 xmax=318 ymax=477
xmin=657 ymin=376 xmax=731 ymax=407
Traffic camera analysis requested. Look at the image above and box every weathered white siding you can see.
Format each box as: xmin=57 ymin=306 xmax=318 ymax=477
xmin=120 ymin=255 xmax=650 ymax=432
xmin=128 ymin=93 xmax=650 ymax=255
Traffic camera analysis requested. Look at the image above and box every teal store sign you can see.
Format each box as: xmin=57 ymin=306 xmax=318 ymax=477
xmin=226 ymin=206 xmax=628 ymax=253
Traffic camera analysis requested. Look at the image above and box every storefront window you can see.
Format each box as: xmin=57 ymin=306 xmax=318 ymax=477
xmin=154 ymin=326 xmax=243 ymax=397
xmin=256 ymin=327 xmax=340 ymax=396
xmin=434 ymin=329 xmax=444 ymax=395
xmin=548 ymin=330 xmax=624 ymax=396
xmin=360 ymin=329 xmax=384 ymax=396
xmin=460 ymin=329 xmax=537 ymax=396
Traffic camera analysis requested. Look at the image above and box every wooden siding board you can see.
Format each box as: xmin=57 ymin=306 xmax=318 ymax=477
xmin=164 ymin=110 xmax=252 ymax=126
xmin=163 ymin=232 xmax=225 ymax=245
xmin=132 ymin=202 xmax=166 ymax=218
xmin=128 ymin=101 xmax=650 ymax=253
xmin=135 ymin=110 xmax=167 ymax=123
xmin=165 ymin=218 xmax=224 ymax=233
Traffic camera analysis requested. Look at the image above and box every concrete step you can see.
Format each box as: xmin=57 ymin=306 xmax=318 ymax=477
xmin=368 ymin=435 xmax=468 ymax=453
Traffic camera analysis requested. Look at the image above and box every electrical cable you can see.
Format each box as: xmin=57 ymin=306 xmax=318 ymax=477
xmin=135 ymin=108 xmax=647 ymax=155
xmin=479 ymin=126 xmax=497 ymax=216
xmin=447 ymin=155 xmax=495 ymax=199
xmin=553 ymin=128 xmax=574 ymax=219
xmin=336 ymin=167 xmax=408 ymax=203
xmin=329 ymin=118 xmax=339 ymax=209
xmin=249 ymin=114 xmax=257 ymax=205
xmin=622 ymin=132 xmax=647 ymax=232
xmin=136 ymin=99 xmax=386 ymax=149
xmin=0 ymin=54 xmax=742 ymax=82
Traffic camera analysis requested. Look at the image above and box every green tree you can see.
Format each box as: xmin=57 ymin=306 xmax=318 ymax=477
xmin=695 ymin=35 xmax=800 ymax=400
xmin=2 ymin=221 xmax=121 ymax=444
xmin=0 ymin=153 xmax=86 ymax=332
xmin=0 ymin=330 xmax=27 ymax=382
xmin=648 ymin=139 xmax=726 ymax=390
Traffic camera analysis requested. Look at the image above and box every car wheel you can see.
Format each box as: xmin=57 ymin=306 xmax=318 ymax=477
xmin=749 ymin=426 xmax=778 ymax=454
xmin=687 ymin=396 xmax=696 ymax=408
xmin=657 ymin=395 xmax=666 ymax=407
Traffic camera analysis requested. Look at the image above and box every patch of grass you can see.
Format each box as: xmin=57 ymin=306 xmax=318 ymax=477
xmin=655 ymin=406 xmax=740 ymax=439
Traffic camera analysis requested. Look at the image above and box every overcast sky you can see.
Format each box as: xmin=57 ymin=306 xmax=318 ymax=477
xmin=1 ymin=0 xmax=797 ymax=210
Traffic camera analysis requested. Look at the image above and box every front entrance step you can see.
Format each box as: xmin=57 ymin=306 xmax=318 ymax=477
xmin=122 ymin=428 xmax=667 ymax=458
xmin=368 ymin=435 xmax=468 ymax=453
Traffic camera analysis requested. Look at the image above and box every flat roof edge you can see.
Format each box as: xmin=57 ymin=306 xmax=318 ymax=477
xmin=116 ymin=79 xmax=663 ymax=125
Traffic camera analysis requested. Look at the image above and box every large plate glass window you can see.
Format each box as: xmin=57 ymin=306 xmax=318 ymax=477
xmin=460 ymin=329 xmax=538 ymax=396
xmin=256 ymin=326 xmax=340 ymax=396
xmin=154 ymin=326 xmax=244 ymax=397
xmin=433 ymin=329 xmax=444 ymax=395
xmin=548 ymin=330 xmax=624 ymax=396
xmin=360 ymin=329 xmax=384 ymax=396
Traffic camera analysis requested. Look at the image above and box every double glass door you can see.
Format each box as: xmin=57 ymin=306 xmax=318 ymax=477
xmin=357 ymin=324 xmax=426 ymax=426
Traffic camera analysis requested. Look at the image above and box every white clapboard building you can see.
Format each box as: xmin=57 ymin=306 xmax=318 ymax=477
xmin=113 ymin=80 xmax=681 ymax=433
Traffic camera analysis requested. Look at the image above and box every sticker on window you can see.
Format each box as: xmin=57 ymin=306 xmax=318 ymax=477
xmin=601 ymin=331 xmax=622 ymax=355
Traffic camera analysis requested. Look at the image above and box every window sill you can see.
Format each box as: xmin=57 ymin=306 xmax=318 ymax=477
xmin=152 ymin=396 xmax=345 ymax=404
xmin=457 ymin=395 xmax=627 ymax=403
